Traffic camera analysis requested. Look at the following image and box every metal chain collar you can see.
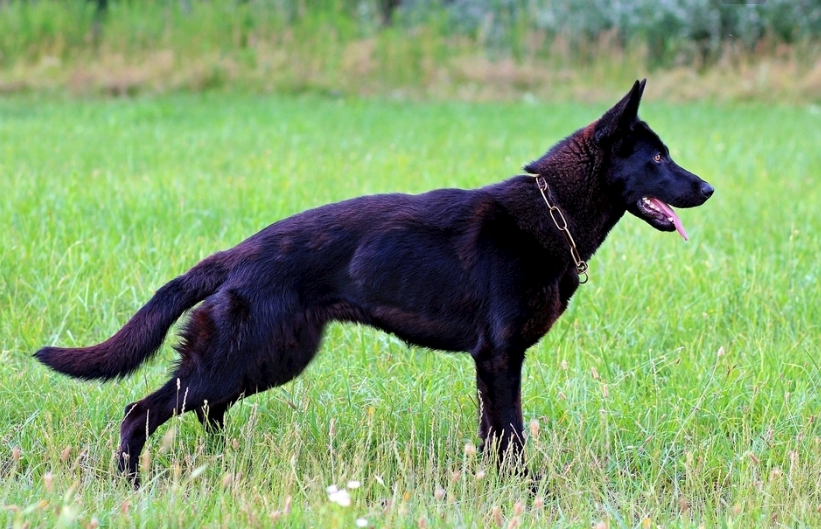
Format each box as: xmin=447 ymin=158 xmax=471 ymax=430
xmin=530 ymin=175 xmax=589 ymax=284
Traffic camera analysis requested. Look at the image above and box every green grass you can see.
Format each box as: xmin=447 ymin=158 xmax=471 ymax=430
xmin=2 ymin=93 xmax=821 ymax=528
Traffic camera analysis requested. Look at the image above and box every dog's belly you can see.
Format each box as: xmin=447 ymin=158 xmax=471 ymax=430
xmin=343 ymin=225 xmax=481 ymax=351
xmin=367 ymin=305 xmax=476 ymax=352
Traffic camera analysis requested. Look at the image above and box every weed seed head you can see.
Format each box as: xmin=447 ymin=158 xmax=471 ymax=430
xmin=160 ymin=426 xmax=177 ymax=453
xmin=464 ymin=442 xmax=477 ymax=456
xmin=328 ymin=486 xmax=351 ymax=507
xmin=140 ymin=450 xmax=151 ymax=474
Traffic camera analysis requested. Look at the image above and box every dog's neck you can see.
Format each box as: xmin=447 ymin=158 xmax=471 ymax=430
xmin=509 ymin=131 xmax=626 ymax=265
xmin=532 ymin=175 xmax=624 ymax=261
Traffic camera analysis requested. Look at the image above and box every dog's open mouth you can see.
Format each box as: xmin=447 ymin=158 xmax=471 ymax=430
xmin=638 ymin=197 xmax=688 ymax=241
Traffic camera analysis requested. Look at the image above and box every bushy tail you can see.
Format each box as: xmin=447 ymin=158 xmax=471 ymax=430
xmin=35 ymin=254 xmax=230 ymax=381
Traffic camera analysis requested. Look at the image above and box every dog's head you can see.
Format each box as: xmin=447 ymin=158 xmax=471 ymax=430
xmin=593 ymin=80 xmax=714 ymax=240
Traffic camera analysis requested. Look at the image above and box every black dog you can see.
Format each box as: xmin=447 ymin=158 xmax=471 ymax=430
xmin=36 ymin=80 xmax=713 ymax=482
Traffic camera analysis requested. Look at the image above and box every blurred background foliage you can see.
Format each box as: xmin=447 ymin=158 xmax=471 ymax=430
xmin=409 ymin=0 xmax=821 ymax=64
xmin=0 ymin=0 xmax=819 ymax=100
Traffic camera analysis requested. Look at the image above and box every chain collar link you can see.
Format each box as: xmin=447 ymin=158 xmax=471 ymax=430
xmin=528 ymin=174 xmax=589 ymax=284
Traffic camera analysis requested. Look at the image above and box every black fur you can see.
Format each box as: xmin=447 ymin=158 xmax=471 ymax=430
xmin=35 ymin=80 xmax=713 ymax=483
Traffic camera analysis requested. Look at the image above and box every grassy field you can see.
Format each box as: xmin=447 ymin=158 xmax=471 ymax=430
xmin=1 ymin=93 xmax=821 ymax=528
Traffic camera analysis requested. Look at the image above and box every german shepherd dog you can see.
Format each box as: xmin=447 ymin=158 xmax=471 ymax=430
xmin=36 ymin=80 xmax=713 ymax=483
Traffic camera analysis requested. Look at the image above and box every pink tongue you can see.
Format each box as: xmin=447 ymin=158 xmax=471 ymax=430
xmin=648 ymin=197 xmax=688 ymax=241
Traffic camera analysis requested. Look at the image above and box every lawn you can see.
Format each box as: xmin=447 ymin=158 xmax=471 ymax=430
xmin=2 ymin=93 xmax=821 ymax=528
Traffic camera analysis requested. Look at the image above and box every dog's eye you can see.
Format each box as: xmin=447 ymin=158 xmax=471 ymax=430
xmin=653 ymin=153 xmax=662 ymax=163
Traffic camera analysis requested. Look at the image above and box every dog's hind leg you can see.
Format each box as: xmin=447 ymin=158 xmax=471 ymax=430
xmin=118 ymin=368 xmax=245 ymax=483
xmin=194 ymin=399 xmax=234 ymax=456
xmin=472 ymin=343 xmax=527 ymax=474
xmin=117 ymin=301 xmax=327 ymax=484
xmin=117 ymin=377 xmax=192 ymax=482
xmin=117 ymin=298 xmax=249 ymax=483
xmin=196 ymin=400 xmax=230 ymax=434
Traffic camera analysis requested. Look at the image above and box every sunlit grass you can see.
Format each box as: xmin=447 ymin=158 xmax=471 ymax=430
xmin=2 ymin=94 xmax=821 ymax=527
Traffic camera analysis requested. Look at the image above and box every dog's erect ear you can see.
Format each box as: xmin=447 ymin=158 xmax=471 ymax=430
xmin=594 ymin=79 xmax=646 ymax=145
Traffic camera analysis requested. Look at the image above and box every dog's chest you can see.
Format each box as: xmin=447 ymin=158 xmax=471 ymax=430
xmin=520 ymin=283 xmax=565 ymax=343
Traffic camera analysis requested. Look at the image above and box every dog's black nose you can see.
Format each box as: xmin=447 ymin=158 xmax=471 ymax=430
xmin=700 ymin=182 xmax=714 ymax=199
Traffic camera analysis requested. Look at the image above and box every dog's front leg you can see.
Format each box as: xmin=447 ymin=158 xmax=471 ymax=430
xmin=473 ymin=347 xmax=527 ymax=474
